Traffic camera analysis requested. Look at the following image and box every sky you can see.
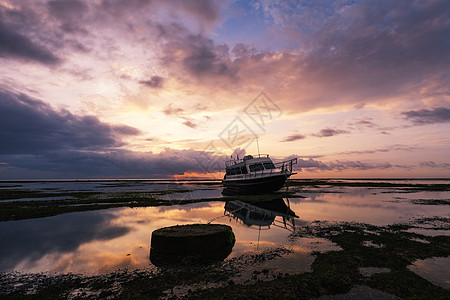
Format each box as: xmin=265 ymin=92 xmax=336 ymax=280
xmin=0 ymin=0 xmax=449 ymax=179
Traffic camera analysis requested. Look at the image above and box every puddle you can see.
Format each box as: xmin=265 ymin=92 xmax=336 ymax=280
xmin=408 ymin=256 xmax=450 ymax=289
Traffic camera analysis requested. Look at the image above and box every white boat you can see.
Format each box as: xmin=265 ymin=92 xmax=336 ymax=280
xmin=222 ymin=154 xmax=297 ymax=195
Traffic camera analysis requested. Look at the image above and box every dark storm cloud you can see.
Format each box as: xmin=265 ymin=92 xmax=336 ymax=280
xmin=312 ymin=128 xmax=350 ymax=138
xmin=0 ymin=148 xmax=228 ymax=179
xmin=0 ymin=88 xmax=140 ymax=155
xmin=0 ymin=18 xmax=60 ymax=65
xmin=402 ymin=107 xmax=450 ymax=125
xmin=139 ymin=76 xmax=164 ymax=88
xmin=281 ymin=133 xmax=306 ymax=142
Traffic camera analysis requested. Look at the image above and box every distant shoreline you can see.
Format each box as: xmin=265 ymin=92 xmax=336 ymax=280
xmin=1 ymin=177 xmax=449 ymax=183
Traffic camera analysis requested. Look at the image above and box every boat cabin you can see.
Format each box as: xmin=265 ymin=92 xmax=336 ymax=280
xmin=225 ymin=154 xmax=277 ymax=177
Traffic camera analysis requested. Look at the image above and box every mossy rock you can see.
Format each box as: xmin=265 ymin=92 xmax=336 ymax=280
xmin=150 ymin=224 xmax=235 ymax=266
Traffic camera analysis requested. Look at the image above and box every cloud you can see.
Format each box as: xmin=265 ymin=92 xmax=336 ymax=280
xmin=296 ymin=158 xmax=330 ymax=170
xmin=402 ymin=107 xmax=450 ymax=125
xmin=289 ymin=157 xmax=397 ymax=172
xmin=0 ymin=148 xmax=229 ymax=179
xmin=162 ymin=104 xmax=200 ymax=128
xmin=335 ymin=145 xmax=419 ymax=156
xmin=0 ymin=88 xmax=140 ymax=155
xmin=163 ymin=104 xmax=184 ymax=116
xmin=281 ymin=133 xmax=306 ymax=142
xmin=175 ymin=0 xmax=222 ymax=24
xmin=186 ymin=0 xmax=450 ymax=113
xmin=139 ymin=76 xmax=165 ymax=88
xmin=0 ymin=18 xmax=60 ymax=65
xmin=162 ymin=33 xmax=238 ymax=81
xmin=99 ymin=0 xmax=223 ymax=29
xmin=419 ymin=161 xmax=450 ymax=168
xmin=312 ymin=128 xmax=350 ymax=138
xmin=327 ymin=160 xmax=393 ymax=171
xmin=182 ymin=119 xmax=198 ymax=129
xmin=47 ymin=0 xmax=88 ymax=21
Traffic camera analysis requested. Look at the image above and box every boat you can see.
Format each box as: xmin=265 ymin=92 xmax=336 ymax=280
xmin=222 ymin=154 xmax=297 ymax=195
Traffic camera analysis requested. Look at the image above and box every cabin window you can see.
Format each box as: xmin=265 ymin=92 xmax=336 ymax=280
xmin=235 ymin=167 xmax=242 ymax=175
xmin=241 ymin=166 xmax=248 ymax=174
xmin=263 ymin=162 xmax=275 ymax=169
xmin=249 ymin=163 xmax=264 ymax=172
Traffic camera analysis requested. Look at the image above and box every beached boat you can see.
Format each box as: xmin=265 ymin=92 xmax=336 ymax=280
xmin=222 ymin=154 xmax=297 ymax=195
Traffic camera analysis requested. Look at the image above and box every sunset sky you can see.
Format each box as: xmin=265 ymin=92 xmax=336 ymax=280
xmin=1 ymin=0 xmax=449 ymax=179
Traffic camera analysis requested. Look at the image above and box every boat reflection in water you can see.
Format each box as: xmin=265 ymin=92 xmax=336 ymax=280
xmin=224 ymin=197 xmax=298 ymax=238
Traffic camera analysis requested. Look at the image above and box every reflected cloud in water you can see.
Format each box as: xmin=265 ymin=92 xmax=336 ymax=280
xmin=0 ymin=211 xmax=130 ymax=271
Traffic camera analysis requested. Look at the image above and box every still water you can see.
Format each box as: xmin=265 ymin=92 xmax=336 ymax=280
xmin=0 ymin=179 xmax=449 ymax=283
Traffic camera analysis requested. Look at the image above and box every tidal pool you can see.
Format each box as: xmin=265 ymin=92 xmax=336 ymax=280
xmin=0 ymin=199 xmax=338 ymax=275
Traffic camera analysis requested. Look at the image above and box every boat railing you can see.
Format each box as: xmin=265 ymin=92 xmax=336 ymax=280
xmin=245 ymin=157 xmax=297 ymax=178
xmin=225 ymin=154 xmax=270 ymax=167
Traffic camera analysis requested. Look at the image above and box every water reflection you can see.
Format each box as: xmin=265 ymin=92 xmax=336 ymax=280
xmin=224 ymin=198 xmax=298 ymax=232
xmin=0 ymin=211 xmax=130 ymax=271
xmin=1 ymin=180 xmax=448 ymax=275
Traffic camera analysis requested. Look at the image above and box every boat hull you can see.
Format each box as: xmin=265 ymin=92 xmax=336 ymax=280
xmin=222 ymin=174 xmax=289 ymax=195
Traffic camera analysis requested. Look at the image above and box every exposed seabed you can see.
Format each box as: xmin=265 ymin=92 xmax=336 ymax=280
xmin=0 ymin=179 xmax=449 ymax=299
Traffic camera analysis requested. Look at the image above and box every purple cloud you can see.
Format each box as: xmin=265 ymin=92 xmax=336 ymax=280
xmin=312 ymin=128 xmax=350 ymax=137
xmin=281 ymin=133 xmax=306 ymax=142
xmin=402 ymin=107 xmax=450 ymax=125
xmin=0 ymin=18 xmax=60 ymax=65
xmin=139 ymin=76 xmax=165 ymax=88
xmin=0 ymin=88 xmax=140 ymax=155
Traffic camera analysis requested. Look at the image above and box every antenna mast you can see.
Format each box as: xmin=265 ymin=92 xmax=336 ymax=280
xmin=256 ymin=136 xmax=260 ymax=156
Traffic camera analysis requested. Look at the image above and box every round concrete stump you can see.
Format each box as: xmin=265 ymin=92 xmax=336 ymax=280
xmin=150 ymin=224 xmax=235 ymax=266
